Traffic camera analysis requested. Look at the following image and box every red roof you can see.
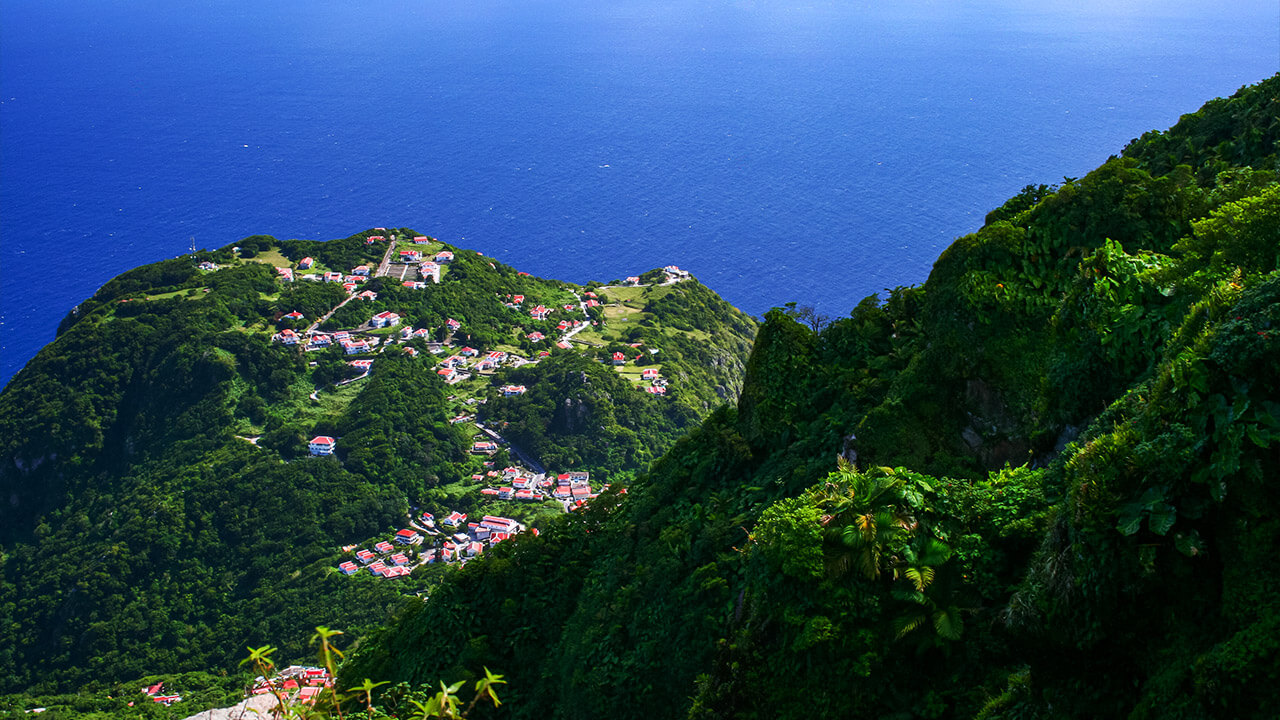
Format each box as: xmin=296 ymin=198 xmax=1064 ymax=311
xmin=310 ymin=436 xmax=336 ymax=445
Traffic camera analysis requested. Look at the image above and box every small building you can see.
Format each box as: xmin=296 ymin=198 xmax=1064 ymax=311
xmin=324 ymin=271 xmax=344 ymax=283
xmin=446 ymin=318 xmax=461 ymax=330
xmin=419 ymin=261 xmax=441 ymax=283
xmin=370 ymin=311 xmax=401 ymax=328
xmin=442 ymin=511 xmax=467 ymax=528
xmin=530 ymin=305 xmax=549 ymax=320
xmin=502 ymin=384 xmax=527 ymax=396
xmin=642 ymin=368 xmax=660 ymax=380
xmin=308 ymin=436 xmax=336 ymax=455
xmin=413 ymin=235 xmax=431 ymax=244
xmin=612 ymin=352 xmax=626 ymax=365
xmin=298 ymin=257 xmax=314 ymax=269
xmin=399 ymin=250 xmax=422 ymax=263
xmin=527 ymin=331 xmax=545 ymax=341
xmin=375 ymin=541 xmax=395 ymax=554
xmin=352 ymin=265 xmax=370 ymax=276
xmin=282 ymin=310 xmax=305 ymax=321
xmin=338 ymin=561 xmax=359 ymax=575
xmin=277 ymin=267 xmax=294 ymax=281
xmin=435 ymin=250 xmax=454 ymax=263
xmin=625 ymin=276 xmax=641 ymax=285
xmin=395 ymin=528 xmax=421 ymax=544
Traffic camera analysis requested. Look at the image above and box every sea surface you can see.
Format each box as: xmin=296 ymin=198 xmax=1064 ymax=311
xmin=2 ymin=0 xmax=1276 ymax=386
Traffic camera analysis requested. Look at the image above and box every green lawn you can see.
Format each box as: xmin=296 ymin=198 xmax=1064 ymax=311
xmin=243 ymin=248 xmax=291 ymax=267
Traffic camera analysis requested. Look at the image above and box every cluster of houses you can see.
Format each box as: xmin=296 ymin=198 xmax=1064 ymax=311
xmin=336 ymin=511 xmax=531 ymax=577
xmin=469 ymin=466 xmax=600 ymax=507
xmin=248 ymin=665 xmax=333 ymax=707
xmin=338 ymin=527 xmax=424 ymax=578
xmin=640 ymin=367 xmax=668 ymax=395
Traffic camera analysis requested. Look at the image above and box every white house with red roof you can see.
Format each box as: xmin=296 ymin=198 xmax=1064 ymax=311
xmin=442 ymin=511 xmax=467 ymax=527
xmin=626 ymin=276 xmax=641 ymax=285
xmin=298 ymin=257 xmax=314 ymax=269
xmin=460 ymin=346 xmax=479 ymax=356
xmin=413 ymin=235 xmax=430 ymax=244
xmin=341 ymin=339 xmax=371 ymax=355
xmin=375 ymin=541 xmax=395 ymax=554
xmin=399 ymin=249 xmax=422 ymax=263
xmin=309 ymin=334 xmax=332 ymax=349
xmin=642 ymin=368 xmax=660 ymax=380
xmin=527 ymin=331 xmax=545 ymax=341
xmin=309 ymin=436 xmax=336 ymax=455
xmin=274 ymin=329 xmax=299 ymax=345
xmin=282 ymin=310 xmax=305 ymax=321
xmin=419 ymin=261 xmax=441 ymax=283
xmin=395 ymin=528 xmax=422 ymax=545
xmin=355 ymin=549 xmax=376 ymax=564
xmin=338 ymin=561 xmax=359 ymax=575
xmin=348 ymin=359 xmax=373 ymax=371
xmin=646 ymin=386 xmax=667 ymax=395
xmin=446 ymin=318 xmax=461 ymax=330
xmin=501 ymin=384 xmax=527 ymax=396
xmin=612 ymin=352 xmax=626 ymax=365
xmin=324 ymin=271 xmax=344 ymax=283
xmin=352 ymin=265 xmax=370 ymax=276
xmin=530 ymin=305 xmax=549 ymax=320
xmin=557 ymin=341 xmax=573 ymax=349
xmin=512 ymin=294 xmax=525 ymax=304
xmin=370 ymin=311 xmax=401 ymax=328
xmin=434 ymin=250 xmax=454 ymax=263
xmin=277 ymin=267 xmax=294 ymax=282
xmin=437 ymin=367 xmax=458 ymax=382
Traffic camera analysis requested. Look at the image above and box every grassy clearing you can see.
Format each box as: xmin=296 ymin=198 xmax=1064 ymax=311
xmin=268 ymin=376 xmax=365 ymax=430
xmin=243 ymin=248 xmax=291 ymax=267
xmin=143 ymin=288 xmax=208 ymax=301
xmin=602 ymin=286 xmax=647 ymax=303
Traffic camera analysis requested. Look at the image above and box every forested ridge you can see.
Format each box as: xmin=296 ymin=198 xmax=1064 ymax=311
xmin=2 ymin=76 xmax=1278 ymax=718
xmin=0 ymin=228 xmax=754 ymax=713
xmin=341 ymin=76 xmax=1280 ymax=719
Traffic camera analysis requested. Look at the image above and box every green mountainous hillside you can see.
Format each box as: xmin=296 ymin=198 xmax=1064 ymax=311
xmin=0 ymin=233 xmax=755 ymax=701
xmin=340 ymin=76 xmax=1279 ymax=719
xmin=1 ymin=75 xmax=1277 ymax=718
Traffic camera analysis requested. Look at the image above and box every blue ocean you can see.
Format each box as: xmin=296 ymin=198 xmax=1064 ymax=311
xmin=1 ymin=0 xmax=1276 ymax=385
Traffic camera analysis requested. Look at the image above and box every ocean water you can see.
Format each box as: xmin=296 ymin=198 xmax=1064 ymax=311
xmin=2 ymin=0 xmax=1276 ymax=386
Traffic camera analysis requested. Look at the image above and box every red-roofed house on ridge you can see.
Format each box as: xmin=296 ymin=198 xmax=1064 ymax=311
xmin=309 ymin=436 xmax=336 ymax=455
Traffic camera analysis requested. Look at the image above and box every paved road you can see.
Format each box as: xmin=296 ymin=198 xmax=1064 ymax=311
xmin=474 ymin=422 xmax=546 ymax=475
xmin=374 ymin=238 xmax=398 ymax=277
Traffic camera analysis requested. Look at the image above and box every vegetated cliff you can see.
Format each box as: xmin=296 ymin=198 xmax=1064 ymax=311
xmin=0 ymin=230 xmax=754 ymax=695
xmin=342 ymin=75 xmax=1280 ymax=719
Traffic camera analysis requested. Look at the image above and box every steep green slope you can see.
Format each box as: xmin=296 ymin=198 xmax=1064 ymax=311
xmin=342 ymin=75 xmax=1279 ymax=719
xmin=0 ymin=230 xmax=753 ymax=696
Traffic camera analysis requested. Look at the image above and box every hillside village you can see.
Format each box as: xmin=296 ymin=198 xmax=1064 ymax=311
xmin=210 ymin=229 xmax=697 ymax=580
